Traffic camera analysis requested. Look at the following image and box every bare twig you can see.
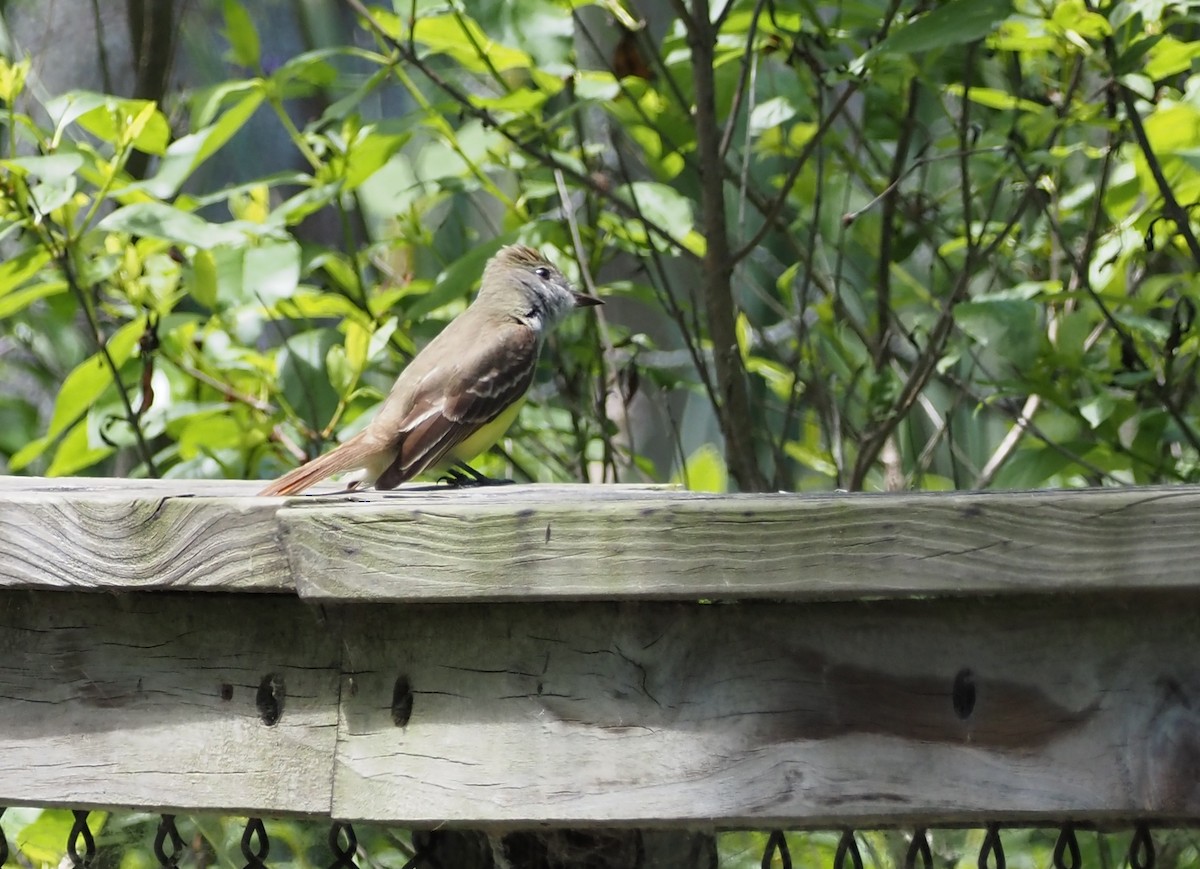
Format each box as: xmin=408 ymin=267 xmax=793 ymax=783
xmin=59 ymin=254 xmax=160 ymax=477
xmin=731 ymin=82 xmax=860 ymax=265
xmin=553 ymin=168 xmax=622 ymax=482
xmin=343 ymin=0 xmax=693 ymax=260
xmin=874 ymin=77 xmax=921 ymax=370
xmin=718 ymin=0 xmax=770 ymax=159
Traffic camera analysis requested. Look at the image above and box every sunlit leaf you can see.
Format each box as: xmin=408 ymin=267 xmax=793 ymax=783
xmin=878 ymin=0 xmax=1012 ymax=54
xmin=223 ymin=0 xmax=261 ymax=69
xmin=139 ymin=86 xmax=265 ymax=198
xmin=671 ymin=444 xmax=728 ymax=492
xmin=412 ymin=14 xmax=531 ymax=73
xmin=99 ymin=202 xmax=248 ymax=249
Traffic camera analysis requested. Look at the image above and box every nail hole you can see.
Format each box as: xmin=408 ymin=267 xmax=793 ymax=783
xmin=392 ymin=675 xmax=414 ymax=727
xmin=220 ymin=683 xmax=234 ymax=702
xmin=952 ymin=668 xmax=976 ymax=719
xmin=255 ymin=674 xmax=284 ymax=726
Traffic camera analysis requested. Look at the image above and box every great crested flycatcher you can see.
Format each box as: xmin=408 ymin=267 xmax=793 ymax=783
xmin=258 ymin=244 xmax=602 ymax=496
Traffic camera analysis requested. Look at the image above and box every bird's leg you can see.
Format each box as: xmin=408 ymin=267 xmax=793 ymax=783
xmin=438 ymin=461 xmax=514 ymax=487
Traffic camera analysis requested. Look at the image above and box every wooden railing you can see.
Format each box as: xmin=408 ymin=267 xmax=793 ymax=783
xmin=1 ymin=476 xmax=1198 ymax=827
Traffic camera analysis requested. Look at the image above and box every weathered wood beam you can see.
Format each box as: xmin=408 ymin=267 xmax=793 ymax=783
xmin=0 ymin=477 xmax=290 ymax=591
xmin=278 ymin=485 xmax=1200 ymax=601
xmin=5 ymin=477 xmax=1199 ymax=602
xmin=1 ymin=588 xmax=1197 ymax=826
xmin=0 ymin=590 xmax=339 ymax=814
xmin=329 ymin=594 xmax=1200 ymax=827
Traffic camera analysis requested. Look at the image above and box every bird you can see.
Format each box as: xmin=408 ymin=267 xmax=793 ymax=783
xmin=258 ymin=244 xmax=603 ymax=496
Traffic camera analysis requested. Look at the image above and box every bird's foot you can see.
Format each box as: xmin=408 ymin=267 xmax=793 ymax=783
xmin=438 ymin=464 xmax=514 ymax=488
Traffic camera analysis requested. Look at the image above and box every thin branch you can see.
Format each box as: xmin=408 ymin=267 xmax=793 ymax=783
xmin=731 ymin=81 xmax=860 ymax=264
xmin=1100 ymin=47 xmax=1200 ymax=266
xmin=848 ymin=186 xmax=1036 ymax=490
xmin=974 ymin=393 xmax=1041 ymax=488
xmin=874 ymin=77 xmax=920 ymax=370
xmin=343 ymin=0 xmax=694 ymax=260
xmin=161 ymin=351 xmax=274 ymax=415
xmin=60 ymin=255 xmax=160 ymax=477
xmin=691 ymin=0 xmax=767 ymax=490
xmin=718 ymin=0 xmax=769 ymax=159
xmin=553 ymin=168 xmax=622 ymax=482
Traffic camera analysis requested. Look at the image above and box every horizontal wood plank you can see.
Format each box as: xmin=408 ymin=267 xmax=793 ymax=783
xmin=278 ymin=485 xmax=1200 ymax=601
xmin=0 ymin=591 xmax=340 ymax=814
xmin=0 ymin=584 xmax=1197 ymax=824
xmin=3 ymin=476 xmax=1200 ymax=600
xmin=330 ymin=595 xmax=1200 ymax=826
xmin=0 ymin=477 xmax=292 ymax=591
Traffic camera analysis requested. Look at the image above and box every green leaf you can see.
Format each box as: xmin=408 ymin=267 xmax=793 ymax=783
xmin=98 ymin=202 xmax=248 ymax=249
xmin=943 ymin=85 xmax=1046 ymax=114
xmin=344 ymin=320 xmax=371 ymax=374
xmin=0 ymin=246 xmax=51 ymax=296
xmin=223 ymin=0 xmax=261 ymax=68
xmin=325 ymin=343 xmax=354 ymax=396
xmin=17 ymin=811 xmax=109 ymax=866
xmin=177 ymin=411 xmax=247 ymax=459
xmin=612 ymin=181 xmax=697 ymax=249
xmin=190 ymin=249 xmax=219 ymax=309
xmin=2 ymin=153 xmax=84 ymax=182
xmin=0 ymin=280 xmax=67 ymax=318
xmin=271 ymin=48 xmax=341 ymax=91
xmin=1051 ymin=0 xmax=1111 ymax=42
xmin=277 ymin=329 xmax=342 ymax=432
xmin=342 ymin=127 xmax=412 ymax=190
xmin=44 ymin=92 xmax=169 ymax=154
xmin=955 ymin=299 xmax=1041 ymax=369
xmin=139 ymin=86 xmax=264 ymax=199
xmin=748 ymin=96 xmax=798 ymax=135
xmin=1144 ymin=35 xmax=1200 ymax=80
xmin=0 ymin=56 xmax=30 ymax=104
xmin=4 ymin=153 xmax=81 ymax=214
xmin=993 ymin=445 xmax=1074 ymax=489
xmin=10 ymin=318 xmax=145 ymax=470
xmin=47 ymin=417 xmax=115 ymax=476
xmin=1079 ymin=393 xmax=1116 ymax=429
xmin=878 ymin=0 xmax=1012 ymax=54
xmin=244 ymin=240 xmax=301 ymax=306
xmin=671 ymin=444 xmax=728 ymax=492
xmin=412 ymin=14 xmax=532 ymax=73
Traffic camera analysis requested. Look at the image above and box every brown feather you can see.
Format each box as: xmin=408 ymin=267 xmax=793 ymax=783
xmin=258 ymin=431 xmax=376 ymax=496
xmin=375 ymin=323 xmax=537 ymax=489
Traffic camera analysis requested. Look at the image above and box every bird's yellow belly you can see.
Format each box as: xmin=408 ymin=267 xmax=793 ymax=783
xmin=437 ymin=395 xmax=527 ymax=471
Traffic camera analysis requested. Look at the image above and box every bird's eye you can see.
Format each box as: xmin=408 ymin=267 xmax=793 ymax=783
xmin=534 ymin=266 xmax=551 ymax=279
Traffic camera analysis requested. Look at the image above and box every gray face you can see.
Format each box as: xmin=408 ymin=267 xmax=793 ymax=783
xmin=516 ymin=260 xmax=579 ymax=335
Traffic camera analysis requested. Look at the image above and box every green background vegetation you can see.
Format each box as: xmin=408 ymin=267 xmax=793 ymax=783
xmin=5 ymin=0 xmax=1200 ymax=494
xmin=1 ymin=0 xmax=1199 ymax=865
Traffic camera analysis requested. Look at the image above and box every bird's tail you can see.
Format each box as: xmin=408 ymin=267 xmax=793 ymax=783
xmin=258 ymin=432 xmax=374 ymax=496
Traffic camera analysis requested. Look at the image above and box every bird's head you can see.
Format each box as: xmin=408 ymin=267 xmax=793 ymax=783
xmin=482 ymin=244 xmax=602 ymax=335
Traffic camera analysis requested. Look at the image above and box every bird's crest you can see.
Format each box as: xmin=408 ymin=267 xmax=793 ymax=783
xmin=496 ymin=244 xmax=551 ymax=268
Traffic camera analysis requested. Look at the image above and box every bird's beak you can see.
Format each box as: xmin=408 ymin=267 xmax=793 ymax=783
xmin=572 ymin=291 xmax=604 ymax=307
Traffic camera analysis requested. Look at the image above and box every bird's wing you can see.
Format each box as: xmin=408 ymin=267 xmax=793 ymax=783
xmin=374 ymin=322 xmax=539 ymax=488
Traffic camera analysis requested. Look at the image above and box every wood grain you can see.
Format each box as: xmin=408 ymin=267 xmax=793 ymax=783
xmin=0 ymin=477 xmax=291 ymax=591
xmin=330 ymin=594 xmax=1200 ymax=826
xmin=2 ymin=475 xmax=1199 ymax=825
xmin=0 ymin=590 xmax=339 ymax=814
xmin=280 ymin=485 xmax=1200 ymax=601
